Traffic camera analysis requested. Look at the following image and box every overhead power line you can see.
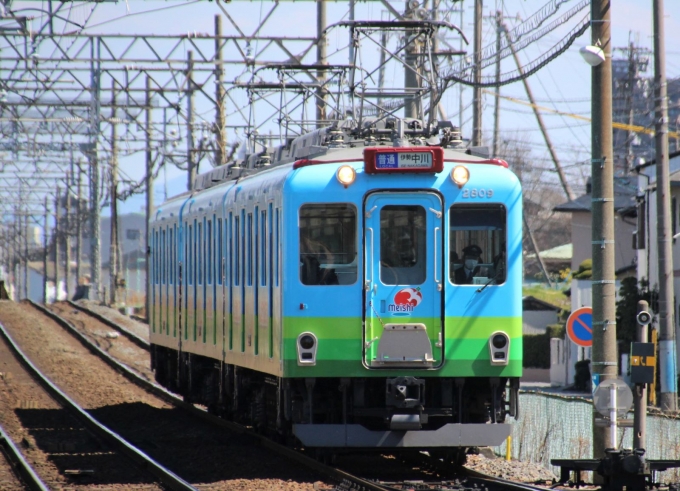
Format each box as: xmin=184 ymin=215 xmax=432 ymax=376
xmin=485 ymin=90 xmax=680 ymax=140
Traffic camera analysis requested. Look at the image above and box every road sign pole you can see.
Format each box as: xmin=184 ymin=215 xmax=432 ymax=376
xmin=609 ymin=383 xmax=617 ymax=449
xmin=633 ymin=300 xmax=649 ymax=450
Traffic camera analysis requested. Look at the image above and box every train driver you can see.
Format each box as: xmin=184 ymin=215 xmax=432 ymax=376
xmin=454 ymin=244 xmax=482 ymax=285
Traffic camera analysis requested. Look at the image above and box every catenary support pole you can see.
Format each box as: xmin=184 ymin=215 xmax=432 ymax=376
xmin=43 ymin=197 xmax=48 ymax=304
xmin=110 ymin=81 xmax=119 ymax=306
xmin=471 ymin=0 xmax=482 ymax=146
xmin=187 ymin=50 xmax=196 ymax=191
xmin=54 ymin=187 xmax=60 ymax=300
xmin=653 ymin=0 xmax=677 ymax=412
xmin=590 ymin=0 xmax=618 ymax=460
xmin=89 ymin=36 xmax=102 ymax=301
xmin=492 ymin=11 xmax=502 ymax=157
xmin=23 ymin=213 xmax=28 ymax=300
xmin=75 ymin=165 xmax=82 ymax=286
xmin=214 ymin=15 xmax=227 ymax=167
xmin=145 ymin=76 xmax=154 ymax=319
xmin=64 ymin=174 xmax=71 ymax=299
xmin=316 ymin=0 xmax=327 ymax=126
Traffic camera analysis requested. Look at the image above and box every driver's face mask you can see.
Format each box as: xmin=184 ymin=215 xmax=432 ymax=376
xmin=464 ymin=259 xmax=478 ymax=270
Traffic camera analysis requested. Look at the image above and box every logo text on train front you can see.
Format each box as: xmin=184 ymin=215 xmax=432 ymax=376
xmin=388 ymin=287 xmax=423 ymax=314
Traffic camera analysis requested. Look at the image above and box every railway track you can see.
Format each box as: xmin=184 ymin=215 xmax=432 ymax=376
xmin=9 ymin=303 xmax=545 ymax=490
xmin=0 ymin=421 xmax=48 ymax=491
xmin=0 ymin=308 xmax=179 ymax=490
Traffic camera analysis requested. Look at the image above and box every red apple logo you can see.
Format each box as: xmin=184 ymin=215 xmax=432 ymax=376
xmin=394 ymin=288 xmax=422 ymax=307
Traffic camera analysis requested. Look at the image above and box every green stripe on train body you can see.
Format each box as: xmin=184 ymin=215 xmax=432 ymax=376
xmin=282 ymin=316 xmax=522 ymax=377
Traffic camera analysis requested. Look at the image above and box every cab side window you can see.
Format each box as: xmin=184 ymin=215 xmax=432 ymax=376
xmin=450 ymin=204 xmax=507 ymax=286
xmin=299 ymin=204 xmax=357 ymax=286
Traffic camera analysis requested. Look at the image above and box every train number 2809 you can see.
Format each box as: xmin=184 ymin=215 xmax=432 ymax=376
xmin=461 ymin=188 xmax=494 ymax=198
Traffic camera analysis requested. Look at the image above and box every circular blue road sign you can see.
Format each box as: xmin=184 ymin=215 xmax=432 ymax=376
xmin=567 ymin=307 xmax=593 ymax=347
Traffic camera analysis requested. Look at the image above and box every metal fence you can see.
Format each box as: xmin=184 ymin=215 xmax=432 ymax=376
xmin=495 ymin=391 xmax=680 ymax=482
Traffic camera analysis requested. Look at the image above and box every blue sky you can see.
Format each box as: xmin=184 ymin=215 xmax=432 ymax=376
xmin=13 ymin=0 xmax=679 ymax=215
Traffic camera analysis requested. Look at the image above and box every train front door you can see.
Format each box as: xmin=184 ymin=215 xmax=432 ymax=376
xmin=363 ymin=192 xmax=444 ymax=368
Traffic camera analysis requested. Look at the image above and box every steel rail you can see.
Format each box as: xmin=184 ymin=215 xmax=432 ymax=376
xmin=28 ymin=300 xmax=392 ymax=491
xmin=458 ymin=463 xmax=554 ymax=490
xmin=66 ymin=300 xmax=149 ymax=350
xmin=0 ymin=313 xmax=198 ymax=491
xmin=0 ymin=421 xmax=50 ymax=491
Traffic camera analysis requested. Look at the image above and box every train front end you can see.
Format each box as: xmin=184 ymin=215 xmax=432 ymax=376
xmin=283 ymin=143 xmax=522 ymax=451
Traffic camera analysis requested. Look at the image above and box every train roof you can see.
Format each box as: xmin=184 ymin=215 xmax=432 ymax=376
xmin=191 ymin=116 xmax=507 ymax=194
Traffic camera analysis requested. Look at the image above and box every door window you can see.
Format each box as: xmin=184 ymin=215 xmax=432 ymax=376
xmin=379 ymin=205 xmax=426 ymax=285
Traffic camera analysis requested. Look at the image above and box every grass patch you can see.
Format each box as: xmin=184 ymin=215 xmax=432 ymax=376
xmin=523 ymin=284 xmax=571 ymax=311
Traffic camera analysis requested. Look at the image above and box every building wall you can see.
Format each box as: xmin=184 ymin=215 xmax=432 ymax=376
xmin=571 ymin=211 xmax=636 ymax=273
xmin=523 ymin=311 xmax=558 ymax=335
xmin=570 ymin=212 xmax=592 ymax=272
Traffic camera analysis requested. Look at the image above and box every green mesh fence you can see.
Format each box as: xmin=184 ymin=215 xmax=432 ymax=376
xmin=494 ymin=391 xmax=680 ymax=483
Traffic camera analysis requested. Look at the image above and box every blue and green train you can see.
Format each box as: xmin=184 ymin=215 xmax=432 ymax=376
xmin=149 ymin=117 xmax=522 ymax=454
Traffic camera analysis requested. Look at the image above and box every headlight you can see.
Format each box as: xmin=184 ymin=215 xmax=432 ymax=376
xmin=299 ymin=334 xmax=315 ymax=350
xmin=488 ymin=331 xmax=510 ymax=366
xmin=336 ymin=165 xmax=356 ymax=187
xmin=297 ymin=332 xmax=318 ymax=366
xmin=451 ymin=165 xmax=469 ymax=187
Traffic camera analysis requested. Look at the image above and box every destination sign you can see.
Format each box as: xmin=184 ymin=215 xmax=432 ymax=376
xmin=363 ymin=147 xmax=444 ymax=174
xmin=375 ymin=152 xmax=433 ymax=169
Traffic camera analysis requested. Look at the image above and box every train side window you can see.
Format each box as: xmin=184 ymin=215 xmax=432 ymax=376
xmin=186 ymin=223 xmax=191 ymax=286
xmin=234 ymin=215 xmax=240 ymax=286
xmin=168 ymin=228 xmax=174 ymax=285
xmin=261 ymin=209 xmax=267 ymax=286
xmin=153 ymin=230 xmax=158 ymax=285
xmin=449 ymin=204 xmax=507 ymax=286
xmin=198 ymin=220 xmax=203 ymax=286
xmin=299 ymin=203 xmax=357 ymax=286
xmin=161 ymin=228 xmax=166 ymax=285
xmin=191 ymin=220 xmax=198 ymax=285
xmin=208 ymin=218 xmax=213 ymax=285
xmin=217 ymin=218 xmax=223 ymax=285
xmin=247 ymin=213 xmax=253 ymax=287
xmin=275 ymin=208 xmax=280 ymax=287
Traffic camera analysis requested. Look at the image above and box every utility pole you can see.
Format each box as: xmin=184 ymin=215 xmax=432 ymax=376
xmin=624 ymin=41 xmax=636 ymax=175
xmin=503 ymin=24 xmax=576 ymax=201
xmin=187 ymin=50 xmax=196 ymax=191
xmin=471 ymin=0 xmax=483 ymax=146
xmin=214 ymin=15 xmax=227 ymax=167
xmin=145 ymin=76 xmax=154 ymax=319
xmin=110 ymin=82 xmax=120 ymax=307
xmin=653 ymin=0 xmax=677 ymax=411
xmin=316 ymin=0 xmax=327 ymax=125
xmin=43 ymin=197 xmax=48 ymax=304
xmin=590 ymin=0 xmax=617 ymax=459
xmin=492 ymin=10 xmax=502 ymax=157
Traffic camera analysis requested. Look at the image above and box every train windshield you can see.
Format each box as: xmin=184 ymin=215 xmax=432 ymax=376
xmin=450 ymin=204 xmax=506 ymax=286
xmin=299 ymin=203 xmax=357 ymax=285
xmin=379 ymin=205 xmax=426 ymax=285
